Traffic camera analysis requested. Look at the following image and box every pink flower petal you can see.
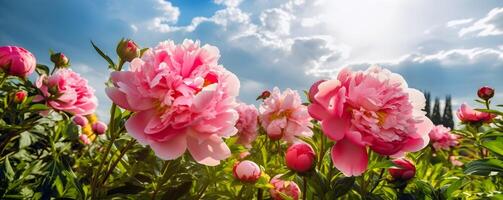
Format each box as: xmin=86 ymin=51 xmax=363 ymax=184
xmin=150 ymin=133 xmax=187 ymax=160
xmin=186 ymin=134 xmax=231 ymax=166
xmin=331 ymin=139 xmax=368 ymax=176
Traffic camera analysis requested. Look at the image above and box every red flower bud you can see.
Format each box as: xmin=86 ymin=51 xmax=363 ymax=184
xmin=233 ymin=160 xmax=261 ymax=183
xmin=116 ymin=39 xmax=140 ymax=62
xmin=388 ymin=158 xmax=416 ymax=181
xmin=50 ymin=52 xmax=69 ymax=68
xmin=477 ymin=86 xmax=494 ymax=101
xmin=285 ymin=143 xmax=316 ymax=172
xmin=14 ymin=90 xmax=27 ymax=103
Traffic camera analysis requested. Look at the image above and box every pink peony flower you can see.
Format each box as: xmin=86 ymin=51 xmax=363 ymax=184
xmin=35 ymin=69 xmax=97 ymax=115
xmin=235 ymin=102 xmax=259 ymax=148
xmin=14 ymin=90 xmax=27 ymax=103
xmin=92 ymin=121 xmax=108 ymax=135
xmin=0 ymin=46 xmax=36 ymax=77
xmin=259 ymin=87 xmax=312 ymax=142
xmin=73 ymin=115 xmax=89 ymax=127
xmin=456 ymin=103 xmax=495 ymax=123
xmin=233 ymin=160 xmax=261 ymax=183
xmin=428 ymin=125 xmax=459 ymax=151
xmin=269 ymin=175 xmax=301 ymax=200
xmin=106 ymin=40 xmax=240 ymax=166
xmin=308 ymin=66 xmax=433 ymax=176
xmin=389 ymin=158 xmax=416 ymax=181
xmin=285 ymin=142 xmax=315 ymax=172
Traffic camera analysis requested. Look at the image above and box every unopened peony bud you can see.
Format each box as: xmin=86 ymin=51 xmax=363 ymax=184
xmin=73 ymin=115 xmax=88 ymax=127
xmin=388 ymin=158 xmax=416 ymax=181
xmin=308 ymin=80 xmax=325 ymax=103
xmin=0 ymin=46 xmax=36 ymax=77
xmin=233 ymin=160 xmax=261 ymax=183
xmin=477 ymin=86 xmax=494 ymax=101
xmin=14 ymin=90 xmax=27 ymax=103
xmin=256 ymin=90 xmax=271 ymax=100
xmin=79 ymin=134 xmax=91 ymax=145
xmin=92 ymin=121 xmax=107 ymax=135
xmin=116 ymin=39 xmax=140 ymax=62
xmin=50 ymin=52 xmax=69 ymax=68
xmin=270 ymin=175 xmax=301 ymax=200
xmin=285 ymin=143 xmax=316 ymax=173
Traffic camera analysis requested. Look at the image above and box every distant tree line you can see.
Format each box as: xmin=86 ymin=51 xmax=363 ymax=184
xmin=423 ymin=92 xmax=454 ymax=129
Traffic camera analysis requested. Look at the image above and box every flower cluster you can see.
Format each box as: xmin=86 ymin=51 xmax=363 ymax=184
xmin=235 ymin=102 xmax=259 ymax=148
xmin=308 ymin=66 xmax=433 ymax=176
xmin=428 ymin=125 xmax=459 ymax=151
xmin=106 ymin=39 xmax=240 ymax=166
xmin=259 ymin=87 xmax=312 ymax=142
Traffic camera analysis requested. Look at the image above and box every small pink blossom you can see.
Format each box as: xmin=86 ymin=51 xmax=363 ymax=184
xmin=269 ymin=175 xmax=301 ymax=200
xmin=457 ymin=103 xmax=495 ymax=123
xmin=259 ymin=87 xmax=312 ymax=142
xmin=35 ymin=69 xmax=97 ymax=115
xmin=73 ymin=115 xmax=89 ymax=127
xmin=308 ymin=66 xmax=433 ymax=176
xmin=233 ymin=160 xmax=261 ymax=183
xmin=235 ymin=102 xmax=259 ymax=148
xmin=449 ymin=156 xmax=463 ymax=166
xmin=106 ymin=40 xmax=240 ymax=166
xmin=0 ymin=46 xmax=36 ymax=77
xmin=428 ymin=125 xmax=459 ymax=151
xmin=92 ymin=121 xmax=108 ymax=135
xmin=79 ymin=134 xmax=91 ymax=145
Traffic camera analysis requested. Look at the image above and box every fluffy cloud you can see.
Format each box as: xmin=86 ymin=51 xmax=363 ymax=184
xmin=458 ymin=7 xmax=503 ymax=37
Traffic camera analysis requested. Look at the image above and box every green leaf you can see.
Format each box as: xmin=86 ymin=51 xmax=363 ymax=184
xmin=369 ymin=159 xmax=395 ymax=170
xmin=331 ymin=177 xmax=355 ymax=198
xmin=91 ymin=41 xmax=116 ymax=69
xmin=161 ymin=181 xmax=192 ymax=200
xmin=29 ymin=104 xmax=49 ymax=112
xmin=464 ymin=159 xmax=503 ymax=176
xmin=106 ymin=182 xmax=145 ymax=196
xmin=475 ymin=108 xmax=503 ymax=116
xmin=482 ymin=137 xmax=503 ymax=157
xmin=444 ymin=178 xmax=464 ymax=198
xmin=4 ymin=156 xmax=15 ymax=181
xmin=35 ymin=64 xmax=50 ymax=76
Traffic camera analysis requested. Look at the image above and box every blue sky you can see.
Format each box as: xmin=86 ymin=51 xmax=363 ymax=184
xmin=1 ymin=0 xmax=502 ymax=118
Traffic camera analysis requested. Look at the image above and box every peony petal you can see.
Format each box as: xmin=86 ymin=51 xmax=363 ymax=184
xmin=308 ymin=103 xmax=330 ymax=120
xmin=331 ymin=139 xmax=368 ymax=176
xmin=186 ymin=134 xmax=231 ymax=166
xmin=125 ymin=110 xmax=156 ymax=145
xmin=150 ymin=133 xmax=187 ymax=160
xmin=321 ymin=114 xmax=350 ymax=141
xmin=106 ymin=87 xmax=134 ymax=111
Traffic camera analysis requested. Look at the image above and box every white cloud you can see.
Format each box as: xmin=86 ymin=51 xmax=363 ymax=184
xmin=459 ymin=7 xmax=503 ymax=37
xmin=214 ymin=0 xmax=243 ymax=8
xmin=446 ymin=18 xmax=474 ymax=28
xmin=259 ymin=8 xmax=294 ymax=37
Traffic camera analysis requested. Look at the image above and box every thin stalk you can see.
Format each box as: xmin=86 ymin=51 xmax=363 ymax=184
xmin=257 ymin=188 xmax=263 ymax=200
xmin=302 ymin=176 xmax=307 ymax=200
xmin=101 ymin=139 xmax=136 ymax=185
xmin=151 ymin=161 xmax=173 ymax=200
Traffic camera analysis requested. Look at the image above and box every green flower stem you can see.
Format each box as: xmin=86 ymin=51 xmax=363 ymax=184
xmin=101 ymin=139 xmax=136 ymax=185
xmin=302 ymin=176 xmax=307 ymax=200
xmin=91 ymin=59 xmax=126 ymax=197
xmin=257 ymin=188 xmax=263 ymax=200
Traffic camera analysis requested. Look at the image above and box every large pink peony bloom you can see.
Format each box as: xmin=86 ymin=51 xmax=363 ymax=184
xmin=259 ymin=87 xmax=312 ymax=142
xmin=106 ymin=40 xmax=240 ymax=166
xmin=235 ymin=102 xmax=259 ymax=148
xmin=0 ymin=46 xmax=36 ymax=77
xmin=36 ymin=69 xmax=97 ymax=115
xmin=456 ymin=103 xmax=495 ymax=123
xmin=308 ymin=66 xmax=433 ymax=176
xmin=428 ymin=125 xmax=459 ymax=151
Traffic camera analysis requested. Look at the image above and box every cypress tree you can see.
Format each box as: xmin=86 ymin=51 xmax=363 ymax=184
xmin=431 ymin=97 xmax=442 ymax=125
xmin=442 ymin=95 xmax=454 ymax=129
xmin=423 ymin=91 xmax=431 ymax=118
